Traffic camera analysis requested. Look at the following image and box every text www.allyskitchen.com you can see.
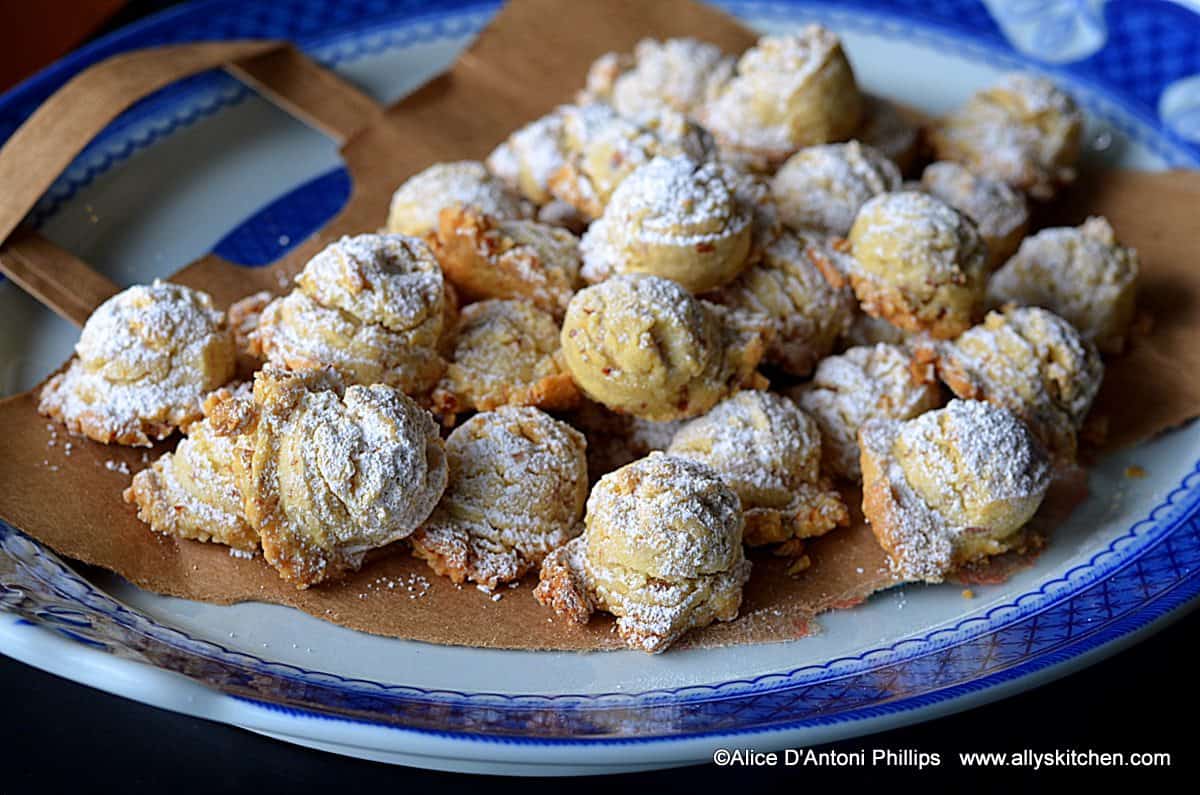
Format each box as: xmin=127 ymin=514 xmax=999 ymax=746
xmin=711 ymin=748 xmax=1172 ymax=770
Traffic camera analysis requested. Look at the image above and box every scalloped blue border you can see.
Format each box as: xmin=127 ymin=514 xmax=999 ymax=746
xmin=2 ymin=456 xmax=1196 ymax=742
xmin=2 ymin=0 xmax=1199 ymax=747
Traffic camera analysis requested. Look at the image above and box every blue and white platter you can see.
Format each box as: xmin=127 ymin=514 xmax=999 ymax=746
xmin=1 ymin=0 xmax=1198 ymax=776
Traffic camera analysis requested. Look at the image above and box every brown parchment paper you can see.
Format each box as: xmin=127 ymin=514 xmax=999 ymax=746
xmin=0 ymin=0 xmax=1198 ymax=651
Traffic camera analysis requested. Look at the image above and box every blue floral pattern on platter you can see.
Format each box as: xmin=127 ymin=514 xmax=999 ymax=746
xmin=1 ymin=0 xmax=1199 ymax=746
xmin=1 ymin=464 xmax=1197 ymax=740
xmin=983 ymin=0 xmax=1109 ymax=63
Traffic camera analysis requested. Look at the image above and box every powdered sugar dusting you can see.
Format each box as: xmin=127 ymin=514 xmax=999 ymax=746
xmin=586 ymin=452 xmax=743 ymax=580
xmin=937 ymin=306 xmax=1103 ymax=454
xmin=297 ymin=233 xmax=444 ymax=336
xmin=700 ymin=27 xmax=850 ymax=153
xmin=997 ymin=73 xmax=1078 ymax=115
xmin=629 ymin=157 xmax=748 ymax=245
xmin=413 ymin=407 xmax=587 ymax=587
xmin=245 ymin=368 xmax=448 ymax=585
xmin=987 ymin=217 xmax=1138 ymax=350
xmin=537 ymin=455 xmax=753 ymax=652
xmin=898 ymin=399 xmax=1050 ymax=512
xmin=796 ymin=343 xmax=942 ymax=479
xmin=932 ymin=73 xmax=1083 ymax=198
xmin=862 ymin=416 xmax=955 ymax=581
xmin=848 ymin=190 xmax=987 ymax=324
xmin=771 ymin=141 xmax=901 ymax=236
xmin=862 ymin=400 xmax=1052 ymax=581
xmin=552 ymin=104 xmax=713 ymax=217
xmin=921 ymin=161 xmax=1028 ymax=247
xmin=362 ymin=572 xmax=431 ymax=600
xmin=604 ymin=37 xmax=734 ymax=119
xmin=38 ymin=280 xmax=235 ymax=446
xmin=306 ymin=385 xmax=446 ymax=541
xmin=852 ymin=191 xmax=972 ymax=276
xmin=387 ymin=161 xmax=525 ymax=235
xmin=581 ymin=156 xmax=750 ymax=283
xmin=256 ymin=234 xmax=447 ymax=393
xmin=487 ymin=110 xmax=568 ymax=202
xmin=668 ymin=390 xmax=820 ymax=497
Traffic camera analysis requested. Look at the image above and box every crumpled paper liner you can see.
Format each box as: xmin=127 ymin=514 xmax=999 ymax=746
xmin=0 ymin=0 xmax=1197 ymax=651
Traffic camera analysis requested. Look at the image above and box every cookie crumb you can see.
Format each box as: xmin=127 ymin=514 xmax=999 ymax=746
xmin=786 ymin=555 xmax=812 ymax=576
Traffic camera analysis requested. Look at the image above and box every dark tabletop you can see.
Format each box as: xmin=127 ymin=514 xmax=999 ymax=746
xmin=0 ymin=1 xmax=1194 ymax=787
